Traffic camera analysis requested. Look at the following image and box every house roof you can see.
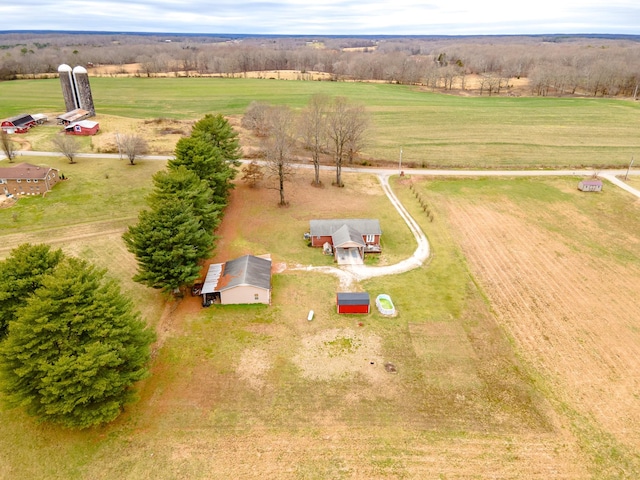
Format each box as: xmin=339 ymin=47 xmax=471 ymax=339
xmin=65 ymin=120 xmax=99 ymax=130
xmin=309 ymin=219 xmax=381 ymax=237
xmin=579 ymin=179 xmax=603 ymax=186
xmin=336 ymin=292 xmax=370 ymax=305
xmin=0 ymin=162 xmax=56 ymax=180
xmin=57 ymin=108 xmax=90 ymax=123
xmin=332 ymin=224 xmax=365 ymax=248
xmin=2 ymin=114 xmax=34 ymax=127
xmin=202 ymin=255 xmax=271 ymax=294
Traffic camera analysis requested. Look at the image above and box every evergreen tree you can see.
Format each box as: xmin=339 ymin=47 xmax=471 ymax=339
xmin=123 ymin=199 xmax=213 ymax=292
xmin=191 ymin=113 xmax=242 ymax=165
xmin=148 ymin=166 xmax=221 ymax=233
xmin=169 ymin=136 xmax=236 ymax=207
xmin=0 ymin=256 xmax=154 ymax=428
xmin=0 ymin=244 xmax=63 ymax=339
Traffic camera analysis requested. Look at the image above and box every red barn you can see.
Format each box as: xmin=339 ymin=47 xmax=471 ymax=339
xmin=64 ymin=120 xmax=99 ymax=136
xmin=336 ymin=292 xmax=370 ymax=314
xmin=1 ymin=114 xmax=36 ymax=134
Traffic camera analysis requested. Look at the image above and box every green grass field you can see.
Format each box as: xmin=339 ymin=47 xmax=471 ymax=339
xmin=1 ymin=78 xmax=640 ymax=478
xmin=2 ymin=77 xmax=639 ymax=168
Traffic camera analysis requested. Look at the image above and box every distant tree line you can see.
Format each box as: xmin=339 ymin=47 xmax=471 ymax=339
xmin=123 ymin=114 xmax=240 ymax=294
xmin=1 ymin=33 xmax=639 ymax=97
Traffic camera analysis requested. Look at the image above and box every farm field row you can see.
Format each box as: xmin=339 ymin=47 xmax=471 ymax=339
xmin=2 ymin=77 xmax=639 ymax=168
xmin=1 ymin=157 xmax=639 ymax=477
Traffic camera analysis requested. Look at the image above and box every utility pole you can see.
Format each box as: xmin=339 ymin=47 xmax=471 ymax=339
xmin=625 ymin=156 xmax=634 ymax=181
xmin=399 ymin=147 xmax=403 ymax=175
xmin=115 ymin=132 xmax=123 ymax=161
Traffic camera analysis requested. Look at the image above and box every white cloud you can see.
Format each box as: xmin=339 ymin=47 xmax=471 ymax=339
xmin=0 ymin=0 xmax=638 ymax=34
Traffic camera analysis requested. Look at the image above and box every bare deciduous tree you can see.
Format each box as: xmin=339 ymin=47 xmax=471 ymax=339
xmin=51 ymin=134 xmax=80 ymax=164
xmin=345 ymin=104 xmax=369 ymax=165
xmin=325 ymin=97 xmax=369 ymax=187
xmin=262 ymin=105 xmax=295 ymax=206
xmin=242 ymin=101 xmax=271 ymax=137
xmin=1 ymin=131 xmax=17 ymax=163
xmin=118 ymin=134 xmax=148 ymax=165
xmin=300 ymin=93 xmax=329 ymax=186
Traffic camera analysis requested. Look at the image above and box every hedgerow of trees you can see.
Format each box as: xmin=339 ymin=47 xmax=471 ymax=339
xmin=1 ymin=32 xmax=639 ymax=97
xmin=124 ymin=114 xmax=240 ymax=293
xmin=0 ymin=244 xmax=154 ymax=428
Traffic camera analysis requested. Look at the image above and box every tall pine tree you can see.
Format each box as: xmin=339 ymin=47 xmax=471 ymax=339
xmin=0 ymin=255 xmax=154 ymax=428
xmin=123 ymin=199 xmax=213 ymax=292
xmin=0 ymin=244 xmax=63 ymax=339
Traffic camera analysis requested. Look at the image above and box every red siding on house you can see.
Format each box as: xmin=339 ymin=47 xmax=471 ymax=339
xmin=311 ymin=235 xmax=333 ymax=247
xmin=312 ymin=234 xmax=380 ymax=249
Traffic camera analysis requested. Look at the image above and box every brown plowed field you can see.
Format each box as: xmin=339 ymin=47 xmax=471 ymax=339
xmin=443 ymin=190 xmax=640 ymax=458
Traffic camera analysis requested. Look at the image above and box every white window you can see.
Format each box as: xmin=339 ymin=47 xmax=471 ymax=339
xmin=366 ymin=234 xmax=375 ymax=243
xmin=254 ymin=293 xmax=259 ymax=301
xmin=16 ymin=179 xmax=21 ymax=183
xmin=26 ymin=178 xmax=31 ymax=183
xmin=34 ymin=179 xmax=38 ymax=183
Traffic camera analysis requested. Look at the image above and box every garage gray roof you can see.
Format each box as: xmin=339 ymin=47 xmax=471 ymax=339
xmin=202 ymin=255 xmax=271 ymax=294
xmin=331 ymin=224 xmax=365 ymax=247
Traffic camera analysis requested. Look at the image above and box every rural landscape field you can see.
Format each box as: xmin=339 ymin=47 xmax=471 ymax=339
xmin=1 ymin=62 xmax=640 ymax=478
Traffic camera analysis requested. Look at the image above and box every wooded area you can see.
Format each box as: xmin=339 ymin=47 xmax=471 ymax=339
xmin=1 ymin=32 xmax=639 ymax=97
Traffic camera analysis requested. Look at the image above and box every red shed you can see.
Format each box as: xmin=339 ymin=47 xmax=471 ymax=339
xmin=64 ymin=120 xmax=99 ymax=136
xmin=336 ymin=292 xmax=370 ymax=314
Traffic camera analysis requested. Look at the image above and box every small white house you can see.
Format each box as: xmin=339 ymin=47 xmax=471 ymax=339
xmin=201 ymin=254 xmax=272 ymax=306
xmin=578 ymin=179 xmax=603 ymax=192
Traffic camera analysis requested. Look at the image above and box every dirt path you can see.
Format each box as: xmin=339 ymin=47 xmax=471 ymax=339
xmin=0 ymin=217 xmax=137 ymax=257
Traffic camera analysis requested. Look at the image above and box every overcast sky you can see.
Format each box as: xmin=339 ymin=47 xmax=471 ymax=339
xmin=1 ymin=0 xmax=639 ymax=36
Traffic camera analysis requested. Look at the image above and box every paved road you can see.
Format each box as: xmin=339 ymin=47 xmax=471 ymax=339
xmin=4 ymin=150 xmax=639 ymax=286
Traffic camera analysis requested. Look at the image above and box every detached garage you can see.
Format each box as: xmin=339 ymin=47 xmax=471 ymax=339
xmin=336 ymin=292 xmax=370 ymax=314
xmin=201 ymin=254 xmax=272 ymax=306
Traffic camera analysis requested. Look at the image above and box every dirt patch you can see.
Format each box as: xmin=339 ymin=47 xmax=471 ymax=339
xmin=293 ymin=328 xmax=385 ymax=383
xmin=237 ymin=348 xmax=272 ymax=391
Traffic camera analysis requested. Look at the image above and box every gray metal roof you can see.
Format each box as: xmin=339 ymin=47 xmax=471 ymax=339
xmin=309 ymin=219 xmax=381 ymax=237
xmin=331 ymin=224 xmax=365 ymax=247
xmin=336 ymin=292 xmax=370 ymax=305
xmin=201 ymin=262 xmax=223 ymax=294
xmin=203 ymin=255 xmax=271 ymax=294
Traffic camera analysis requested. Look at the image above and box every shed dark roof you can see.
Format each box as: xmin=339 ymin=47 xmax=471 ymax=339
xmin=2 ymin=114 xmax=34 ymax=127
xmin=310 ymin=219 xmax=381 ymax=237
xmin=207 ymin=255 xmax=272 ymax=293
xmin=336 ymin=292 xmax=370 ymax=305
xmin=0 ymin=162 xmax=56 ymax=180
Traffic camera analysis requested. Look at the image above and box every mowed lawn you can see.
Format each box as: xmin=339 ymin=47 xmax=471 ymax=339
xmin=2 ymin=77 xmax=640 ymax=168
xmin=3 ymin=161 xmax=640 ymax=477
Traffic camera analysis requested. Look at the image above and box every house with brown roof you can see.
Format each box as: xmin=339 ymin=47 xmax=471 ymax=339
xmin=0 ymin=162 xmax=61 ymax=197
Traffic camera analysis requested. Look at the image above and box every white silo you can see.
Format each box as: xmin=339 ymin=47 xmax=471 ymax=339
xmin=58 ymin=64 xmax=78 ymax=112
